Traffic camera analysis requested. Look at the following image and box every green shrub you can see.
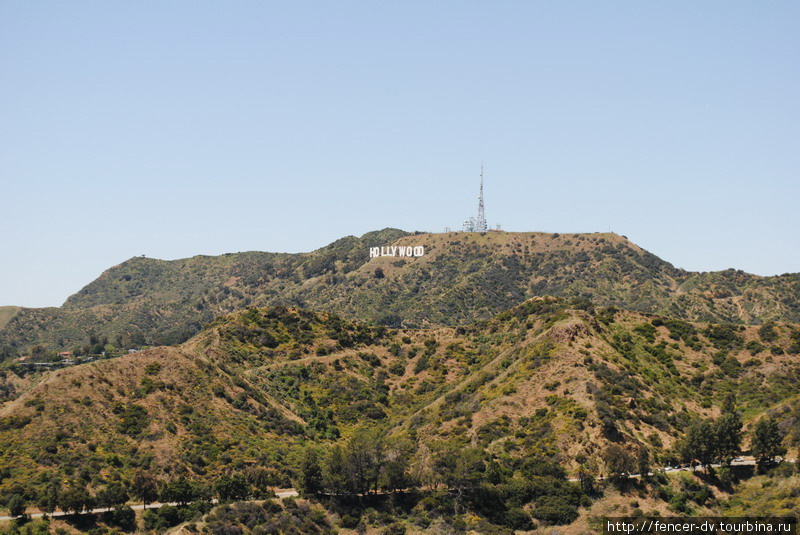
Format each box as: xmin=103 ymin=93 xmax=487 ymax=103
xmin=704 ymin=324 xmax=744 ymax=351
xmin=634 ymin=323 xmax=657 ymax=343
xmin=532 ymin=495 xmax=578 ymax=524
xmin=383 ymin=523 xmax=407 ymax=535
xmin=758 ymin=322 xmax=778 ymax=342
xmin=117 ymin=404 xmax=149 ymax=436
xmin=502 ymin=508 xmax=535 ymax=530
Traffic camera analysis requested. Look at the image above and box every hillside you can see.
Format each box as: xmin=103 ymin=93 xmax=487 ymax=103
xmin=2 ymin=230 xmax=799 ymax=356
xmin=1 ymin=301 xmax=798 ymax=507
xmin=0 ymin=308 xmax=18 ymax=331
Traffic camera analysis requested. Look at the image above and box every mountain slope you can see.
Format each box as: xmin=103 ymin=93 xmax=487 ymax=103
xmin=0 ymin=308 xmax=18 ymax=331
xmin=2 ymin=230 xmax=799 ymax=355
xmin=1 ymin=300 xmax=798 ymax=497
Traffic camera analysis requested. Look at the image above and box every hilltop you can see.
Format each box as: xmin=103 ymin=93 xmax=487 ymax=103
xmin=1 ymin=229 xmax=799 ymax=356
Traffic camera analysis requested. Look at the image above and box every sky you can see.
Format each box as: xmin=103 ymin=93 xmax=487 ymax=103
xmin=2 ymin=1 xmax=799 ymax=308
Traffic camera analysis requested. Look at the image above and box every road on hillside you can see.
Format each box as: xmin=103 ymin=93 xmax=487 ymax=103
xmin=0 ymin=489 xmax=298 ymax=522
xmin=2 ymin=459 xmax=797 ymax=521
xmin=565 ymin=457 xmax=774 ymax=482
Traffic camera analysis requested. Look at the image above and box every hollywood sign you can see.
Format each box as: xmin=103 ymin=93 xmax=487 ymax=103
xmin=369 ymin=245 xmax=425 ymax=258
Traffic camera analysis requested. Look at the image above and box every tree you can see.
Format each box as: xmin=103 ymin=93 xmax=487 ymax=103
xmin=722 ymin=392 xmax=737 ymax=414
xmin=485 ymin=458 xmax=509 ymax=485
xmin=410 ymin=443 xmax=438 ymax=490
xmin=245 ymin=466 xmax=276 ymax=497
xmin=436 ymin=442 xmax=485 ymax=514
xmin=60 ymin=485 xmax=94 ymax=515
xmin=36 ymin=479 xmax=61 ymax=514
xmin=297 ymin=447 xmax=323 ymax=496
xmin=636 ymin=447 xmax=651 ymax=478
xmin=344 ymin=427 xmax=384 ymax=494
xmin=322 ymin=444 xmax=348 ymax=495
xmin=380 ymin=434 xmax=414 ymax=492
xmin=160 ymin=476 xmax=194 ymax=506
xmin=714 ymin=413 xmax=742 ymax=462
xmin=7 ymin=494 xmax=26 ymax=518
xmin=681 ymin=421 xmax=716 ymax=471
xmin=193 ymin=481 xmax=213 ymax=502
xmin=214 ymin=473 xmax=251 ymax=502
xmin=604 ymin=444 xmax=634 ymax=481
xmin=714 ymin=394 xmax=743 ymax=463
xmin=751 ymin=417 xmax=786 ymax=466
xmin=577 ymin=464 xmax=596 ymax=495
xmin=131 ymin=470 xmax=159 ymax=509
xmin=96 ymin=483 xmax=129 ymax=509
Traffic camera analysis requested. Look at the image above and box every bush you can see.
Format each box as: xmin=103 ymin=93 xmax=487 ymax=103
xmin=117 ymin=404 xmax=149 ymax=436
xmin=502 ymin=508 xmax=535 ymax=530
xmin=6 ymin=494 xmax=26 ymax=517
xmin=759 ymin=322 xmax=778 ymax=342
xmin=704 ymin=324 xmax=743 ymax=351
xmin=383 ymin=523 xmax=407 ymax=535
xmin=773 ymin=462 xmax=798 ymax=478
xmin=111 ymin=504 xmax=136 ymax=530
xmin=413 ymin=355 xmax=429 ymax=373
xmin=634 ymin=323 xmax=657 ymax=343
xmin=532 ymin=495 xmax=578 ymax=524
xmin=668 ymin=493 xmax=692 ymax=514
xmin=717 ymin=466 xmax=735 ymax=488
xmin=340 ymin=514 xmax=360 ymax=529
xmin=143 ymin=504 xmax=185 ymax=530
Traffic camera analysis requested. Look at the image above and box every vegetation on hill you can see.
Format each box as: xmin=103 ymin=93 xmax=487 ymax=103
xmin=2 ymin=230 xmax=799 ymax=357
xmin=1 ymin=299 xmax=798 ymax=533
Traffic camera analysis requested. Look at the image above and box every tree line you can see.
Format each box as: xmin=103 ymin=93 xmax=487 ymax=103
xmin=599 ymin=395 xmax=788 ymax=481
xmin=1 ymin=468 xmax=273 ymax=520
xmin=296 ymin=427 xmax=587 ymax=527
xmin=1 ymin=398 xmax=789 ymax=529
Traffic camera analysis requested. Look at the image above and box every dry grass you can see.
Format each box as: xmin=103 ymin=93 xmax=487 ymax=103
xmin=0 ymin=306 xmax=19 ymax=330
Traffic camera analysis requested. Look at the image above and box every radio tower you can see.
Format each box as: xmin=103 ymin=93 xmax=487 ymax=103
xmin=476 ymin=164 xmax=487 ymax=232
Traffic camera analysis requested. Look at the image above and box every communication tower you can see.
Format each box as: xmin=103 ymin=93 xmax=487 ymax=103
xmin=461 ymin=165 xmax=489 ymax=232
xmin=476 ymin=164 xmax=487 ymax=232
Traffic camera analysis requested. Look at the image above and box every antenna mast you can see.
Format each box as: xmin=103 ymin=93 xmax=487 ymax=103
xmin=476 ymin=163 xmax=487 ymax=232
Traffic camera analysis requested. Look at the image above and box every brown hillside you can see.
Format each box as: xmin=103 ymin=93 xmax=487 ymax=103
xmin=2 ymin=230 xmax=799 ymax=355
xmin=0 ymin=307 xmax=19 ymax=330
xmin=1 ymin=301 xmax=798 ymax=498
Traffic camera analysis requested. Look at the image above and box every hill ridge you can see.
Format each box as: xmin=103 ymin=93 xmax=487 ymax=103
xmin=1 ymin=229 xmax=798 ymax=355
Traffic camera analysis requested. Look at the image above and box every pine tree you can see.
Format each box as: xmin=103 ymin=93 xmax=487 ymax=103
xmin=297 ymin=447 xmax=323 ymax=496
xmin=131 ymin=470 xmax=159 ymax=509
xmin=751 ymin=417 xmax=786 ymax=466
xmin=322 ymin=444 xmax=348 ymax=495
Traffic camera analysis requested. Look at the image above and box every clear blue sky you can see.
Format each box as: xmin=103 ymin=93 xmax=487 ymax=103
xmin=2 ymin=1 xmax=798 ymax=307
